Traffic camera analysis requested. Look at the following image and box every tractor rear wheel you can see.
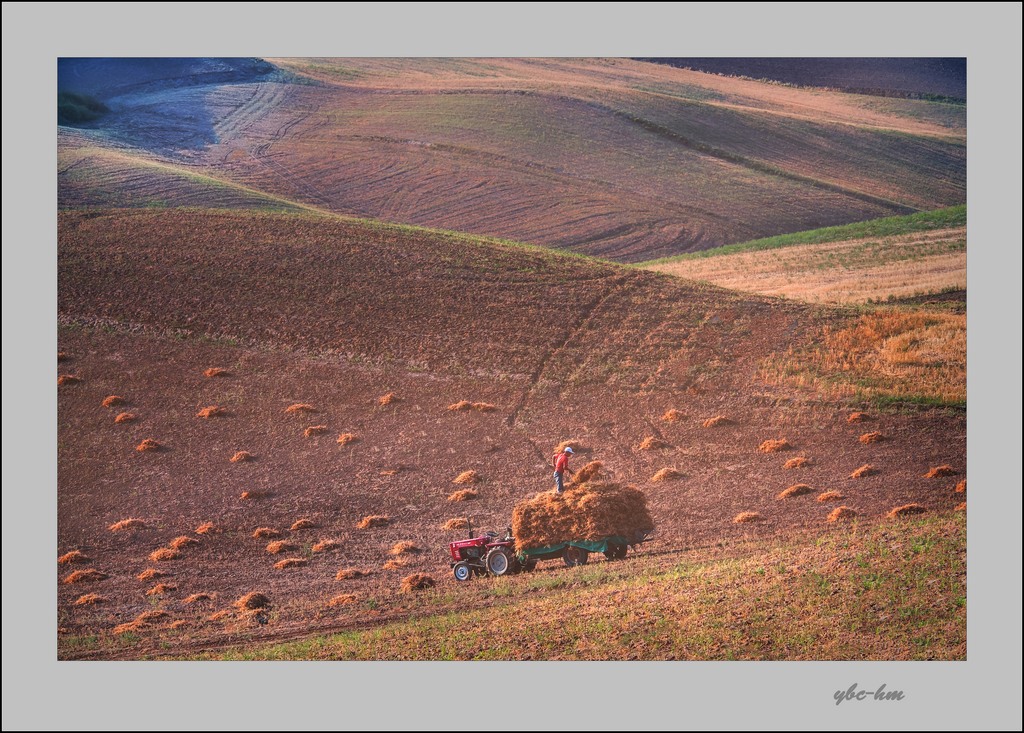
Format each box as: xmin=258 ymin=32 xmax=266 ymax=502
xmin=485 ymin=547 xmax=513 ymax=576
xmin=563 ymin=546 xmax=589 ymax=567
xmin=453 ymin=561 xmax=473 ymax=582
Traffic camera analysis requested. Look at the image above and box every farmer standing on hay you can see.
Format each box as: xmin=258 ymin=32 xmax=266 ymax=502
xmin=552 ymin=446 xmax=575 ymax=494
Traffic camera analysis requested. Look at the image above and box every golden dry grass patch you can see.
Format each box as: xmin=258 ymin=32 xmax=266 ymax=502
xmin=285 ymin=403 xmax=317 ymax=414
xmin=195 ymin=522 xmax=216 ymax=535
xmin=329 ymin=594 xmax=359 ymax=607
xmin=859 ymin=432 xmax=885 ymax=444
xmin=169 ymin=536 xmax=198 ymax=550
xmin=955 ymin=479 xmax=966 ymax=494
xmin=304 ymin=425 xmax=328 ymax=438
xmin=235 ymin=592 xmax=270 ymax=611
xmin=924 ymin=465 xmax=956 ymax=478
xmin=637 ymin=436 xmax=670 ymax=451
xmin=252 ymin=527 xmax=280 ymax=539
xmin=390 ymin=541 xmax=422 ymax=556
xmin=136 ymin=568 xmax=166 ymax=581
xmin=184 ymin=593 xmax=214 ymax=604
xmin=447 ymin=401 xmax=497 ymax=412
xmin=230 ymin=451 xmax=254 ymax=463
xmin=290 ymin=518 xmax=316 ymax=531
xmin=114 ymin=412 xmax=138 ymax=424
xmin=57 ymin=374 xmax=82 ymax=385
xmin=146 ymin=583 xmax=176 ymax=596
xmin=442 ymin=517 xmax=469 ymax=531
xmin=661 ymin=409 xmax=685 ymax=422
xmin=378 ymin=392 xmax=399 ymax=405
xmin=336 ymin=433 xmax=360 ymax=447
xmin=136 ymin=438 xmax=161 ymax=452
xmin=453 ymin=470 xmax=479 ymax=485
xmin=847 ymin=412 xmax=872 ymax=423
xmin=702 ymin=415 xmax=732 ymax=428
xmin=783 ymin=456 xmax=811 ymax=469
xmin=102 ymin=395 xmax=126 ymax=408
xmin=758 ymin=438 xmax=791 ymax=453
xmin=336 ymin=568 xmax=371 ymax=580
xmin=196 ymin=405 xmax=227 ymax=418
xmin=383 ymin=558 xmax=409 ymax=570
xmin=204 ymin=367 xmax=229 ymax=378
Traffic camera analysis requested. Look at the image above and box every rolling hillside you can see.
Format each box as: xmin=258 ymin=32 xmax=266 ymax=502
xmin=58 ymin=57 xmax=966 ymax=262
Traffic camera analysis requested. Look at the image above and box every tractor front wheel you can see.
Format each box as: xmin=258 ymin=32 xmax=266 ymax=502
xmin=453 ymin=561 xmax=474 ymax=582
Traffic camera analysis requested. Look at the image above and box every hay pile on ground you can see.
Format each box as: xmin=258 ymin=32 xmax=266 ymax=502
xmin=169 ymin=620 xmax=188 ymax=630
xmin=252 ymin=527 xmax=280 ymax=539
xmin=57 ymin=352 xmax=69 ymax=362
xmin=390 ymin=541 xmax=421 ymax=556
xmin=510 ymin=481 xmax=654 ymax=553
xmin=113 ymin=610 xmax=168 ymax=635
xmin=336 ymin=568 xmax=371 ymax=580
xmin=136 ymin=439 xmax=161 ymax=452
xmin=817 ymin=490 xmax=844 ymax=502
xmin=777 ymin=484 xmax=814 ymax=499
xmin=266 ymin=541 xmax=297 ymax=555
xmin=400 ymin=573 xmax=436 ymax=592
xmin=169 ymin=536 xmax=198 ymax=550
xmin=554 ymin=440 xmax=590 ymax=454
xmin=240 ymin=490 xmax=270 ymax=500
xmin=955 ymin=479 xmax=966 ymax=493
xmin=63 ymin=569 xmax=107 ymax=584
xmin=304 ymin=425 xmax=328 ymax=438
xmin=102 ymin=395 xmax=125 ymax=408
xmin=285 ymin=403 xmax=316 ymax=414
xmin=196 ymin=405 xmax=227 ymax=418
xmin=274 ymin=558 xmax=307 ymax=569
xmin=146 ymin=583 xmax=176 ymax=596
xmin=442 ymin=517 xmax=469 ymax=531
xmin=230 ymin=451 xmax=254 ymax=462
xmin=733 ymin=511 xmax=763 ymax=524
xmin=888 ymin=503 xmax=926 ymax=518
xmin=651 ymin=468 xmax=682 ymax=482
xmin=184 ymin=593 xmax=213 ymax=604
xmin=114 ymin=412 xmax=138 ymax=423
xmin=758 ymin=438 xmax=791 ymax=453
xmin=784 ymin=457 xmax=810 ymax=469
xmin=336 ymin=433 xmax=360 ymax=446
xmin=357 ymin=515 xmax=389 ymax=529
xmin=204 ymin=367 xmax=229 ymax=378
xmin=448 ymin=401 xmax=497 ymax=412
xmin=378 ymin=392 xmax=398 ymax=405
xmin=383 ymin=558 xmax=409 ymax=570
xmin=290 ymin=518 xmax=316 ymax=530
xmin=703 ymin=415 xmax=732 ymax=428
xmin=955 ymin=502 xmax=967 ymax=512
xmin=136 ymin=568 xmax=166 ymax=581
xmin=924 ymin=465 xmax=956 ymax=478
xmin=73 ymin=593 xmax=106 ymax=606
xmin=195 ymin=522 xmax=216 ymax=535
xmin=850 ymin=464 xmax=877 ymax=478
xmin=312 ymin=539 xmax=340 ymax=553
xmin=637 ymin=436 xmax=669 ymax=451
xmin=149 ymin=547 xmax=179 ymax=562
xmin=859 ymin=432 xmax=884 ymax=444
xmin=661 ymin=409 xmax=685 ymax=422
xmin=453 ymin=470 xmax=479 ymax=484
xmin=827 ymin=506 xmax=858 ymax=522
xmin=109 ymin=518 xmax=146 ymax=532
xmin=57 ymin=374 xmax=82 ymax=385
xmin=58 ymin=550 xmax=89 ymax=565
xmin=448 ymin=489 xmax=478 ymax=502
xmin=329 ymin=594 xmax=358 ymax=606
xmin=234 ymin=592 xmax=270 ymax=611
xmin=847 ymin=412 xmax=872 ymax=423
xmin=208 ymin=609 xmax=233 ymax=622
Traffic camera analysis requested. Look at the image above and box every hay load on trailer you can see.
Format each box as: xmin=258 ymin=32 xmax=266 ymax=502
xmin=447 ymin=468 xmax=654 ymax=581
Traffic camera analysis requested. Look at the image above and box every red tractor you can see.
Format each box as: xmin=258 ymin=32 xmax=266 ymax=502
xmin=447 ymin=525 xmax=537 ymax=581
xmin=448 ymin=522 xmax=648 ymax=581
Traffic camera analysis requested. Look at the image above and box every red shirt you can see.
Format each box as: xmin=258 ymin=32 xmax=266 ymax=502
xmin=553 ymin=452 xmax=571 ymax=474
